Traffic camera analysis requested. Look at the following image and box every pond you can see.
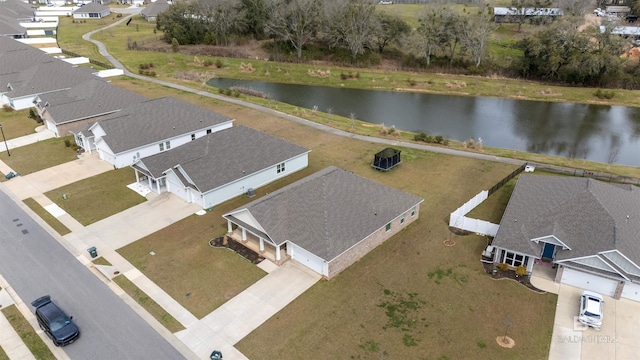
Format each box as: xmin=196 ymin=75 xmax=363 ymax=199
xmin=207 ymin=78 xmax=640 ymax=167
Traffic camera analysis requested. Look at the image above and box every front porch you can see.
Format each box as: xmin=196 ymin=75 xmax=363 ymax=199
xmin=132 ymin=169 xmax=167 ymax=195
xmin=227 ymin=228 xmax=289 ymax=265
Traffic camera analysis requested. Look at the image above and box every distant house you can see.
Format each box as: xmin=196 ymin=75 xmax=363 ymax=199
xmin=131 ymin=125 xmax=310 ymax=208
xmin=491 ymin=175 xmax=640 ymax=302
xmin=72 ymin=2 xmax=111 ymax=19
xmin=78 ymin=96 xmax=234 ymax=168
xmin=140 ymin=0 xmax=170 ymax=22
xmin=493 ymin=7 xmax=563 ymax=23
xmin=35 ymin=78 xmax=148 ymax=138
xmin=0 ymin=0 xmax=35 ymax=39
xmin=0 ymin=38 xmax=98 ymax=110
xmin=223 ymin=166 xmax=424 ymax=278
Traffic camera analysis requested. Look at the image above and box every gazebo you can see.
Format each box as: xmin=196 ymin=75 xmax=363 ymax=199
xmin=372 ymin=147 xmax=401 ymax=171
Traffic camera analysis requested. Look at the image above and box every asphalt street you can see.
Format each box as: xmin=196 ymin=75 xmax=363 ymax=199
xmin=0 ymin=187 xmax=185 ymax=360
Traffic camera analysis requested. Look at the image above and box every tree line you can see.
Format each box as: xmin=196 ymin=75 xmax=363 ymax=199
xmin=156 ymin=0 xmax=640 ymax=88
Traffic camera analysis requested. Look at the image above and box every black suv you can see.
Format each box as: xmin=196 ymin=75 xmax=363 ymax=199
xmin=31 ymin=295 xmax=80 ymax=346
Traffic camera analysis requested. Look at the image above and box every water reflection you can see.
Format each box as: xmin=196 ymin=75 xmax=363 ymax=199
xmin=207 ymin=78 xmax=640 ymax=166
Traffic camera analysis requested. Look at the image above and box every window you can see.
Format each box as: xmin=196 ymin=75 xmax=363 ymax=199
xmin=159 ymin=143 xmax=164 ymax=151
xmin=411 ymin=207 xmax=416 ymax=217
xmin=277 ymin=162 xmax=286 ymax=173
xmin=385 ymin=223 xmax=391 ymax=232
xmin=400 ymin=213 xmax=405 ymax=224
xmin=165 ymin=141 xmax=171 ymax=150
xmin=191 ymin=134 xmax=196 ymax=141
xmin=206 ymin=129 xmax=212 ymax=134
xmin=503 ymin=251 xmax=527 ymax=267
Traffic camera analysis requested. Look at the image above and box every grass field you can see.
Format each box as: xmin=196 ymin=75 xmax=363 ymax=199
xmin=43 ymin=167 xmax=146 ymax=226
xmin=0 ymin=136 xmax=78 ymax=175
xmin=107 ymin=75 xmax=557 ymax=358
xmin=23 ymin=198 xmax=71 ymax=236
xmin=0 ymin=109 xmax=39 ymax=140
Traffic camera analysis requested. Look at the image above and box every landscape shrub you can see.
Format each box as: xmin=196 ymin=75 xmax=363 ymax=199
xmin=594 ymin=89 xmax=615 ymax=99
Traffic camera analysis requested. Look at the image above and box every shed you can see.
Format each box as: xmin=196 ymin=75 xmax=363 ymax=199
xmin=372 ymin=147 xmax=401 ymax=171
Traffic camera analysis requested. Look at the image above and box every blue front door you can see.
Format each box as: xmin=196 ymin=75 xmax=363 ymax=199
xmin=542 ymin=243 xmax=555 ymax=259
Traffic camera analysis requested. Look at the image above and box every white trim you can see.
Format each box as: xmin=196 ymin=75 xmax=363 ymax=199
xmin=601 ymin=250 xmax=640 ymax=277
xmin=530 ymin=234 xmax=571 ymax=250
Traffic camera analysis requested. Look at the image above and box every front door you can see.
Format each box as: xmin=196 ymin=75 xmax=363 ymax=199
xmin=542 ymin=243 xmax=555 ymax=260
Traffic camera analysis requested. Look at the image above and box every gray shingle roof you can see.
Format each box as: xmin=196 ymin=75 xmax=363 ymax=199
xmin=4 ymin=58 xmax=98 ymax=98
xmin=225 ymin=166 xmax=424 ymax=261
xmin=492 ymin=175 xmax=640 ymax=263
xmin=141 ymin=0 xmax=170 ymax=17
xmin=0 ymin=0 xmax=36 ymax=19
xmin=0 ymin=37 xmax=52 ymax=78
xmin=136 ymin=125 xmax=309 ymax=192
xmin=0 ymin=14 xmax=27 ymax=37
xmin=73 ymin=2 xmax=109 ymax=14
xmin=37 ymin=78 xmax=148 ymax=124
xmin=93 ymin=96 xmax=233 ymax=154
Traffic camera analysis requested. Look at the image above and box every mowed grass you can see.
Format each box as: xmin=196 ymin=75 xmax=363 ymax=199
xmin=1 ymin=305 xmax=55 ymax=360
xmin=0 ymin=109 xmax=38 ymax=140
xmin=56 ymin=15 xmax=123 ymax=65
xmin=117 ymin=210 xmax=270 ymax=319
xmin=23 ymin=198 xmax=71 ymax=236
xmin=0 ymin=346 xmax=8 ymax=360
xmin=0 ymin=136 xmax=78 ymax=175
xmin=44 ymin=167 xmax=146 ymax=226
xmin=112 ymin=275 xmax=185 ymax=333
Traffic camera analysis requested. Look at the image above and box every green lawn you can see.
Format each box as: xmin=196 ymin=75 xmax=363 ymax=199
xmin=0 ymin=346 xmax=8 ymax=360
xmin=44 ymin=167 xmax=146 ymax=226
xmin=112 ymin=275 xmax=185 ymax=333
xmin=0 ymin=108 xmax=39 ymax=140
xmin=23 ymin=198 xmax=71 ymax=236
xmin=0 ymin=136 xmax=78 ymax=175
xmin=1 ymin=305 xmax=55 ymax=360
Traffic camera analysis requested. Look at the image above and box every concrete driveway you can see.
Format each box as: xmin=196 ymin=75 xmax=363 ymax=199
xmin=548 ymin=284 xmax=640 ymax=360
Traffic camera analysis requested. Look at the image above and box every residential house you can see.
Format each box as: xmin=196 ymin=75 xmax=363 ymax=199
xmin=72 ymin=2 xmax=111 ymax=19
xmin=493 ymin=7 xmax=563 ymax=23
xmin=140 ymin=0 xmax=170 ymax=22
xmin=35 ymin=78 xmax=148 ymax=138
xmin=131 ymin=125 xmax=310 ymax=208
xmin=80 ymin=96 xmax=234 ymax=168
xmin=223 ymin=166 xmax=424 ymax=278
xmin=0 ymin=0 xmax=34 ymax=38
xmin=491 ymin=175 xmax=640 ymax=301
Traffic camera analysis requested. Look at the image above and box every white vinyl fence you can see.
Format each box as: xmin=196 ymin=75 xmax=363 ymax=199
xmin=449 ymin=190 xmax=500 ymax=236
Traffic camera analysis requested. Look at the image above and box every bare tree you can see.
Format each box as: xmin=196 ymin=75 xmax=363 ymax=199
xmin=510 ymin=0 xmax=552 ymax=32
xmin=199 ymin=0 xmax=245 ymax=46
xmin=264 ymin=0 xmax=322 ymax=62
xmin=414 ymin=5 xmax=446 ymax=66
xmin=372 ymin=12 xmax=411 ymax=53
xmin=324 ymin=0 xmax=377 ymax=64
xmin=461 ymin=8 xmax=498 ymax=67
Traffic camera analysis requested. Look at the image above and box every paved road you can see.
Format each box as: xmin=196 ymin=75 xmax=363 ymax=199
xmin=0 ymin=186 xmax=186 ymax=360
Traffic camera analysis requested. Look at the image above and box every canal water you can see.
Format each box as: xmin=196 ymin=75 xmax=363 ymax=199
xmin=207 ymin=78 xmax=640 ymax=167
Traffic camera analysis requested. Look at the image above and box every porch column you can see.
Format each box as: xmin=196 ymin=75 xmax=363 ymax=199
xmin=227 ymin=220 xmax=233 ymax=233
xmin=526 ymin=257 xmax=534 ymax=275
xmin=241 ymin=228 xmax=247 ymax=241
xmin=493 ymin=248 xmax=501 ymax=263
xmin=259 ymin=237 xmax=264 ymax=252
xmin=135 ymin=170 xmax=140 ymax=183
xmin=156 ymin=178 xmax=161 ymax=193
xmin=275 ymin=244 xmax=281 ymax=261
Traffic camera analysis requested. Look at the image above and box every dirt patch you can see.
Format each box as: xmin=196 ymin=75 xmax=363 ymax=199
xmin=496 ymin=336 xmax=516 ymax=348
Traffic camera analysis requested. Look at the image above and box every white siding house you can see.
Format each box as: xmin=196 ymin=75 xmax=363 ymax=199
xmin=492 ymin=175 xmax=640 ymax=301
xmin=132 ymin=125 xmax=310 ymax=209
xmin=85 ymin=96 xmax=234 ymax=168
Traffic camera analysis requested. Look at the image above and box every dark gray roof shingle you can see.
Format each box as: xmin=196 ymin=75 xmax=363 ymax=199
xmin=73 ymin=2 xmax=109 ymax=14
xmin=93 ymin=96 xmax=233 ymax=154
xmin=492 ymin=175 xmax=640 ymax=263
xmin=136 ymin=125 xmax=309 ymax=192
xmin=141 ymin=0 xmax=170 ymax=17
xmin=226 ymin=166 xmax=424 ymax=261
xmin=4 ymin=58 xmax=98 ymax=98
xmin=37 ymin=78 xmax=148 ymax=124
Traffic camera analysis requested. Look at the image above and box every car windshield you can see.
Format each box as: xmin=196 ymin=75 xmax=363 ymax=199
xmin=584 ymin=297 xmax=602 ymax=318
xmin=49 ymin=314 xmax=71 ymax=332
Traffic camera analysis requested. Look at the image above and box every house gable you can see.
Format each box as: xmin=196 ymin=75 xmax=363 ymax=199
xmin=531 ymin=235 xmax=571 ymax=250
xmin=601 ymin=250 xmax=640 ymax=278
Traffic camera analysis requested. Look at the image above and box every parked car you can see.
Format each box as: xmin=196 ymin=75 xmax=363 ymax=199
xmin=31 ymin=295 xmax=80 ymax=346
xmin=578 ymin=291 xmax=604 ymax=329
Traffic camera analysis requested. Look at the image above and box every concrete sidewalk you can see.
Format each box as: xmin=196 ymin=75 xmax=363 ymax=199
xmin=176 ymin=261 xmax=321 ymax=359
xmin=0 ymin=125 xmax=54 ymax=156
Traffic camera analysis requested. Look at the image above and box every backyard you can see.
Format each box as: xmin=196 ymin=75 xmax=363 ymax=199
xmin=103 ymin=78 xmax=557 ymax=359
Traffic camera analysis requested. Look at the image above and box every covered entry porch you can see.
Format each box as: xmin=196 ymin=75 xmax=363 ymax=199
xmin=226 ymin=225 xmax=289 ymax=265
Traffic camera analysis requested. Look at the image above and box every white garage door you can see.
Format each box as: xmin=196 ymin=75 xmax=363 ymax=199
xmin=167 ymin=178 xmax=189 ymax=202
xmin=290 ymin=244 xmax=325 ymax=275
xmin=561 ymin=268 xmax=618 ymax=297
xmin=622 ymin=282 xmax=640 ymax=302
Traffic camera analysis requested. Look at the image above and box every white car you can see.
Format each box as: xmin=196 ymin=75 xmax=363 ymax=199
xmin=578 ymin=291 xmax=604 ymax=329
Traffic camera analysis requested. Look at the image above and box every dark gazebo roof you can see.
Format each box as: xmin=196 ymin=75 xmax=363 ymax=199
xmin=372 ymin=147 xmax=401 ymax=171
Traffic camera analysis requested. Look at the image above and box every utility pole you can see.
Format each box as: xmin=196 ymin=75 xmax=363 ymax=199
xmin=0 ymin=124 xmax=10 ymax=156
